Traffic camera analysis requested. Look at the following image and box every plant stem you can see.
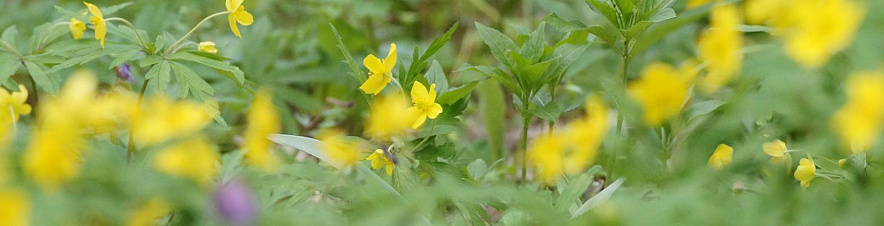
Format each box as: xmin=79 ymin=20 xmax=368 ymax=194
xmin=615 ymin=38 xmax=631 ymax=135
xmin=104 ymin=17 xmax=147 ymax=49
xmin=163 ymin=11 xmax=229 ymax=57
xmin=520 ymin=115 xmax=530 ymax=183
xmin=127 ymin=79 xmax=150 ymax=164
xmin=409 ymin=120 xmax=436 ymax=153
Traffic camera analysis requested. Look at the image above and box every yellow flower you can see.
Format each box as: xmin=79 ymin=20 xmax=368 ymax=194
xmin=69 ymin=18 xmax=86 ymax=40
xmin=134 ymin=97 xmax=212 ymax=146
xmin=226 ymin=0 xmax=254 ymax=37
xmin=365 ymin=149 xmax=394 ymax=176
xmin=529 ymin=96 xmax=608 ymax=184
xmin=0 ymin=84 xmax=32 ymax=124
xmin=697 ymin=4 xmax=743 ymax=93
xmin=762 ymin=139 xmax=787 ymax=157
xmin=831 ymin=72 xmax=884 ymax=153
xmin=0 ymin=188 xmax=30 ymax=226
xmin=628 ymin=62 xmax=693 ymax=127
xmin=198 ymin=41 xmax=218 ymax=53
xmin=243 ymin=90 xmax=281 ymax=173
xmin=0 ymin=123 xmax=9 ymax=148
xmin=707 ymin=144 xmax=734 ymax=170
xmin=126 ymin=198 xmax=171 ymax=226
xmin=152 ymin=137 xmax=219 ymax=184
xmin=364 ymin=94 xmax=415 ymax=140
xmin=318 ymin=131 xmax=362 ymax=170
xmin=408 ymin=82 xmax=443 ymax=128
xmin=794 ymin=155 xmax=815 ymax=189
xmin=360 ymin=43 xmax=398 ymax=95
xmin=783 ymin=0 xmax=864 ymax=69
xmin=83 ymin=1 xmax=106 ymax=47
xmin=744 ymin=0 xmax=795 ymax=26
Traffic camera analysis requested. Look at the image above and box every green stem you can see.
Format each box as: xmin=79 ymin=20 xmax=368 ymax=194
xmin=163 ymin=11 xmax=229 ymax=57
xmin=104 ymin=17 xmax=147 ymax=49
xmin=127 ymin=79 xmax=150 ymax=164
xmin=390 ymin=77 xmax=407 ymax=97
xmin=409 ymin=120 xmax=437 ymax=153
xmin=520 ymin=114 xmax=530 ymax=183
xmin=615 ymin=38 xmax=631 ymax=135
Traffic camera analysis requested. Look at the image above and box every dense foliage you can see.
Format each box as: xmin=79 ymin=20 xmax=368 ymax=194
xmin=3 ymin=0 xmax=884 ymax=225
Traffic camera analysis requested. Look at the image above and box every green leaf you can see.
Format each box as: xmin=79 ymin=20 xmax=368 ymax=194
xmin=169 ymin=51 xmax=245 ymax=84
xmin=519 ymin=23 xmax=546 ymax=63
xmin=477 ymin=80 xmax=506 ymax=161
xmin=466 ymin=159 xmax=487 ymax=180
xmin=144 ymin=60 xmax=171 ymax=92
xmin=585 ymin=0 xmax=621 ymax=28
xmin=154 ymin=34 xmax=166 ymax=54
xmin=571 ymin=178 xmax=624 ymax=218
xmin=2 ymin=26 xmax=19 ymax=48
xmin=554 ymin=172 xmax=594 ymax=209
xmin=108 ymin=49 xmax=141 ymax=69
xmin=330 ymin=24 xmax=366 ymax=82
xmin=419 ymin=22 xmax=459 ymax=64
xmin=23 ymin=61 xmax=60 ymax=94
xmin=423 ymin=60 xmax=448 ymax=96
xmin=169 ymin=61 xmax=214 ymax=99
xmin=528 ymin=101 xmax=561 ymax=121
xmin=0 ymin=60 xmax=20 ymax=84
xmin=544 ymin=13 xmax=588 ymax=33
xmin=585 ymin=26 xmax=620 ymax=45
xmin=458 ymin=63 xmax=517 ymax=93
xmin=101 ymin=2 xmax=134 ymax=15
xmin=475 ymin=22 xmax=519 ymax=68
xmin=522 ymin=58 xmax=555 ymax=91
xmin=632 ymin=3 xmax=713 ymax=56
xmin=54 ymin=6 xmax=89 ymax=22
xmin=686 ymin=100 xmax=725 ymax=121
xmin=437 ymin=80 xmax=480 ymax=105
xmin=141 ymin=55 xmax=162 ymax=67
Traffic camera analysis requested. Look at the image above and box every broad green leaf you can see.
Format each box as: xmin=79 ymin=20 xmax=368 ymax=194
xmin=144 ymin=60 xmax=171 ymax=92
xmin=108 ymin=49 xmax=141 ymax=69
xmin=169 ymin=61 xmax=214 ymax=99
xmin=23 ymin=61 xmax=60 ymax=94
xmin=2 ymin=26 xmax=19 ymax=48
xmin=686 ymin=100 xmax=725 ymax=121
xmin=585 ymin=0 xmax=621 ymax=28
xmin=520 ymin=23 xmax=546 ymax=63
xmin=522 ymin=58 xmax=555 ymax=91
xmin=544 ymin=13 xmax=587 ymax=33
xmin=0 ymin=60 xmax=20 ymax=84
xmin=141 ymin=55 xmax=162 ymax=67
xmin=475 ymin=22 xmax=519 ymax=68
xmin=528 ymin=101 xmax=561 ymax=121
xmin=466 ymin=159 xmax=487 ymax=180
xmin=423 ymin=60 xmax=448 ymax=96
xmin=554 ymin=172 xmax=593 ymax=210
xmin=478 ymin=80 xmax=506 ymax=160
xmin=437 ymin=80 xmax=480 ymax=105
xmin=169 ymin=51 xmax=245 ymax=84
xmin=571 ymin=178 xmax=625 ymax=218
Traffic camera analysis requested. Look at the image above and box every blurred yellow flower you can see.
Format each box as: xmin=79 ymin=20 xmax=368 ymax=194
xmin=83 ymin=1 xmax=106 ymax=47
xmin=529 ymin=96 xmax=608 ymax=184
xmin=365 ymin=149 xmax=394 ymax=176
xmin=243 ymin=90 xmax=281 ymax=173
xmin=126 ymin=198 xmax=171 ymax=226
xmin=762 ymin=139 xmax=787 ymax=157
xmin=360 ymin=43 xmax=398 ymax=95
xmin=0 ymin=84 xmax=32 ymax=124
xmin=698 ymin=3 xmax=743 ymax=93
xmin=783 ymin=0 xmax=864 ymax=69
xmin=134 ymin=97 xmax=212 ymax=146
xmin=69 ymin=18 xmax=86 ymax=40
xmin=318 ymin=131 xmax=362 ymax=170
xmin=226 ymin=0 xmax=254 ymax=37
xmin=0 ymin=188 xmax=30 ymax=226
xmin=408 ymin=82 xmax=443 ymax=129
xmin=365 ymin=94 xmax=415 ymax=140
xmin=831 ymin=72 xmax=884 ymax=153
xmin=707 ymin=144 xmax=734 ymax=170
xmin=794 ymin=155 xmax=815 ymax=189
xmin=629 ymin=62 xmax=693 ymax=127
xmin=744 ymin=0 xmax=795 ymax=26
xmin=152 ymin=137 xmax=219 ymax=184
xmin=686 ymin=0 xmax=712 ymax=9
xmin=198 ymin=41 xmax=218 ymax=53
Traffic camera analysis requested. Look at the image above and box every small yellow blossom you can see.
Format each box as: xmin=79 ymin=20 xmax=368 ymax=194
xmin=686 ymin=0 xmax=712 ymax=9
xmin=831 ymin=72 xmax=884 ymax=153
xmin=83 ymin=1 xmax=106 ymax=47
xmin=318 ymin=131 xmax=362 ymax=170
xmin=360 ymin=43 xmax=398 ymax=95
xmin=365 ymin=94 xmax=415 ymax=140
xmin=152 ymin=137 xmax=219 ymax=184
xmin=0 ymin=188 xmax=30 ymax=226
xmin=697 ymin=3 xmax=743 ymax=93
xmin=783 ymin=0 xmax=864 ymax=68
xmin=794 ymin=155 xmax=816 ymax=189
xmin=628 ymin=62 xmax=694 ymax=127
xmin=708 ymin=144 xmax=734 ymax=170
xmin=408 ymin=82 xmax=443 ymax=128
xmin=528 ymin=135 xmax=565 ymax=184
xmin=126 ymin=198 xmax=171 ymax=226
xmin=134 ymin=97 xmax=212 ymax=146
xmin=243 ymin=90 xmax=281 ymax=173
xmin=0 ymin=84 xmax=32 ymax=124
xmin=365 ymin=149 xmax=394 ymax=176
xmin=69 ymin=18 xmax=86 ymax=40
xmin=762 ymin=139 xmax=787 ymax=157
xmin=744 ymin=0 xmax=795 ymax=26
xmin=226 ymin=0 xmax=254 ymax=37
xmin=198 ymin=41 xmax=218 ymax=53
xmin=529 ymin=96 xmax=608 ymax=184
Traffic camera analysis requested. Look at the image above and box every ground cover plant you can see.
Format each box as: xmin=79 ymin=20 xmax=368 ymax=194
xmin=2 ymin=0 xmax=884 ymax=225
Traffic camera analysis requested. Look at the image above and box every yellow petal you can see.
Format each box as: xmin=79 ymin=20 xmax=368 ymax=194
xmin=198 ymin=41 xmax=218 ymax=53
xmin=426 ymin=103 xmax=443 ymax=119
xmin=91 ymin=17 xmax=106 ymax=48
xmin=411 ymin=82 xmax=429 ymax=101
xmin=385 ymin=160 xmax=394 ymax=176
xmin=360 ymin=73 xmax=390 ymax=95
xmin=226 ymin=0 xmax=243 ymax=12
xmin=428 ymin=84 xmax=437 ymax=101
xmin=383 ymin=43 xmax=397 ymax=73
xmin=234 ymin=7 xmax=254 ymax=26
xmin=363 ymin=54 xmax=384 ymax=75
xmin=762 ymin=140 xmax=786 ymax=157
xmin=228 ymin=14 xmax=241 ymax=38
xmin=70 ymin=18 xmax=86 ymax=40
xmin=411 ymin=112 xmax=428 ymax=129
xmin=84 ymin=1 xmax=102 ymax=18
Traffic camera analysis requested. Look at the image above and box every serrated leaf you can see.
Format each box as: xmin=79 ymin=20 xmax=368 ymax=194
xmin=424 ymin=60 xmax=448 ymax=96
xmin=144 ymin=60 xmax=171 ymax=92
xmin=2 ymin=26 xmax=19 ymax=48
xmin=154 ymin=34 xmax=166 ymax=54
xmin=23 ymin=61 xmax=60 ymax=94
xmin=169 ymin=61 xmax=214 ymax=99
xmin=169 ymin=51 xmax=244 ymax=84
xmin=330 ymin=24 xmax=366 ymax=82
xmin=141 ymin=55 xmax=162 ymax=67
xmin=108 ymin=49 xmax=141 ymax=69
xmin=0 ymin=60 xmax=21 ymax=83
xmin=475 ymin=23 xmax=518 ymax=68
xmin=437 ymin=80 xmax=480 ymax=105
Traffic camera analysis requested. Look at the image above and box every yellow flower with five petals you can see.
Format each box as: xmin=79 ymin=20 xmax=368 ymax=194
xmin=708 ymin=144 xmax=734 ymax=170
xmin=0 ymin=84 xmax=32 ymax=124
xmin=365 ymin=149 xmax=394 ymax=176
xmin=360 ymin=43 xmax=397 ymax=95
xmin=243 ymin=89 xmax=281 ymax=173
xmin=226 ymin=0 xmax=254 ymax=37
xmin=407 ymin=82 xmax=443 ymax=129
xmin=794 ymin=155 xmax=815 ymax=189
xmin=70 ymin=18 xmax=86 ymax=40
xmin=198 ymin=41 xmax=218 ymax=53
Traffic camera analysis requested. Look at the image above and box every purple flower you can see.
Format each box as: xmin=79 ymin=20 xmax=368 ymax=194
xmin=116 ymin=63 xmax=134 ymax=83
xmin=214 ymin=179 xmax=258 ymax=225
